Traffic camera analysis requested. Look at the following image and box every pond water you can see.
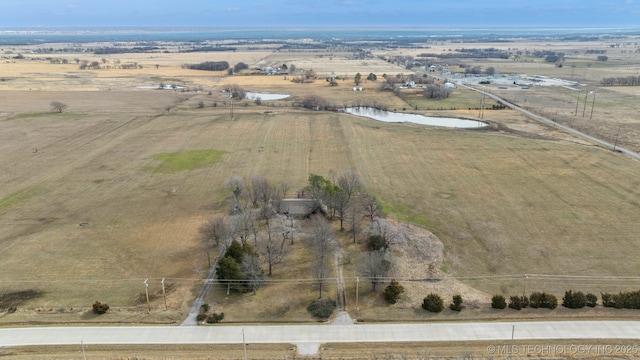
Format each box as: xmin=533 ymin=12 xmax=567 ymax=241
xmin=343 ymin=107 xmax=486 ymax=128
xmin=245 ymin=92 xmax=290 ymax=101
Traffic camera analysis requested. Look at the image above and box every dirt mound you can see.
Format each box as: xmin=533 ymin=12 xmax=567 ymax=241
xmin=389 ymin=220 xmax=490 ymax=308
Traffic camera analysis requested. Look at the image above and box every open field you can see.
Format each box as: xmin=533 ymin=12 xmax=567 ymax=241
xmin=2 ymin=339 xmax=640 ymax=359
xmin=1 ymin=36 xmax=640 ymax=326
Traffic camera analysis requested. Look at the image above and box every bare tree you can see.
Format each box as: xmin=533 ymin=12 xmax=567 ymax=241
xmin=250 ymin=175 xmax=271 ymax=208
xmin=240 ymin=254 xmax=264 ymax=295
xmin=278 ymin=214 xmax=297 ymax=245
xmin=225 ymin=176 xmax=246 ymax=211
xmin=332 ymin=189 xmax=349 ymax=231
xmin=50 ymin=101 xmax=67 ymax=113
xmin=231 ymin=211 xmax=254 ymax=246
xmin=345 ymin=201 xmax=362 ymax=243
xmin=199 ymin=216 xmax=228 ymax=248
xmin=261 ymin=219 xmax=287 ymax=276
xmin=361 ymin=193 xmax=383 ymax=222
xmin=337 ymin=170 xmax=362 ymax=199
xmin=367 ymin=218 xmax=399 ymax=251
xmin=358 ymin=250 xmax=391 ymax=291
xmin=308 ymin=216 xmax=335 ymax=298
xmin=279 ymin=182 xmax=290 ymax=198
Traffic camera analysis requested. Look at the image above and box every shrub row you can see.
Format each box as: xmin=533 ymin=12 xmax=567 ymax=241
xmin=602 ymin=290 xmax=640 ymax=309
xmin=491 ymin=290 xmax=605 ymax=310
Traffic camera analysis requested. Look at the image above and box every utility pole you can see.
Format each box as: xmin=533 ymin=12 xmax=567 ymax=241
xmin=229 ymin=94 xmax=234 ymax=121
xmin=356 ymin=277 xmax=360 ymax=311
xmin=589 ymin=90 xmax=597 ymax=121
xmin=81 ymin=340 xmax=86 ymax=360
xmin=613 ymin=127 xmax=621 ymax=152
xmin=574 ymin=90 xmax=581 ymax=116
xmin=161 ymin=278 xmax=167 ymax=310
xmin=144 ymin=278 xmax=150 ymax=313
xmin=582 ymin=91 xmax=590 ymax=117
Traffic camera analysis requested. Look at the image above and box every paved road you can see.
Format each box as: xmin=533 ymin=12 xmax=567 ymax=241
xmin=1 ymin=321 xmax=639 ymax=355
xmin=461 ymin=84 xmax=640 ymax=160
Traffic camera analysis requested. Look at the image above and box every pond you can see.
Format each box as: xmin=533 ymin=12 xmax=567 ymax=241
xmin=245 ymin=92 xmax=290 ymax=101
xmin=343 ymin=107 xmax=486 ymax=128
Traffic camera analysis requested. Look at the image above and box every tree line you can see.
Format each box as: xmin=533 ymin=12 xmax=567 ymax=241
xmin=601 ymin=76 xmax=640 ymax=86
xmin=182 ymin=61 xmax=230 ymax=71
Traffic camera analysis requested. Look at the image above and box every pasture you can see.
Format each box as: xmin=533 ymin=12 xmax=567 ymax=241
xmin=1 ymin=42 xmax=640 ymax=323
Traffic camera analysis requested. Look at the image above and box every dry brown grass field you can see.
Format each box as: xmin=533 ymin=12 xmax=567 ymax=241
xmin=1 ymin=38 xmax=640 ymax=328
xmin=4 ymin=339 xmax=640 ymax=359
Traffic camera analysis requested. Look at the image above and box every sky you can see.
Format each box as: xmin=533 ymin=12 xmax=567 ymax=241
xmin=0 ymin=0 xmax=639 ymax=29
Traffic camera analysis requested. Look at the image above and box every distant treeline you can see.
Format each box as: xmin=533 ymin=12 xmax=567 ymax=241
xmin=532 ymin=50 xmax=565 ymax=62
xmin=94 ymin=47 xmax=160 ymax=54
xmin=182 ymin=61 xmax=230 ymax=71
xmin=183 ymin=46 xmax=236 ymax=53
xmin=418 ymin=48 xmax=510 ymax=59
xmin=586 ymin=49 xmax=607 ymax=54
xmin=601 ymin=76 xmax=640 ymax=86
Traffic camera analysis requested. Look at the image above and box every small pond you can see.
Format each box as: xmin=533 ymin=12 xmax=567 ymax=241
xmin=245 ymin=92 xmax=290 ymax=101
xmin=343 ymin=107 xmax=486 ymax=128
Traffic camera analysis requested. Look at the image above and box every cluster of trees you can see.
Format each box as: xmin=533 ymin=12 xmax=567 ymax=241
xmin=215 ymin=240 xmax=264 ymax=295
xmin=48 ymin=58 xmax=69 ymax=64
xmin=424 ymin=84 xmax=452 ymax=99
xmin=200 ymin=170 xmax=400 ymax=311
xmin=228 ymin=62 xmax=249 ymax=75
xmin=222 ymin=84 xmax=246 ymax=100
xmin=300 ymin=94 xmax=331 ymax=110
xmin=601 ymin=76 xmax=640 ymax=86
xmin=75 ymin=59 xmax=139 ymax=70
xmin=421 ymin=294 xmax=463 ymax=313
xmin=533 ymin=50 xmax=565 ymax=63
xmin=291 ymin=69 xmax=316 ymax=83
xmin=182 ymin=61 xmax=230 ymax=71
xmin=602 ymin=290 xmax=640 ymax=309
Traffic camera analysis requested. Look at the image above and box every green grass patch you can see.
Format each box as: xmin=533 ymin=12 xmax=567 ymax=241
xmin=381 ymin=201 xmax=439 ymax=235
xmin=144 ymin=149 xmax=226 ymax=173
xmin=0 ymin=186 xmax=43 ymax=211
xmin=8 ymin=112 xmax=82 ymax=120
xmin=406 ymin=87 xmax=501 ymax=111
